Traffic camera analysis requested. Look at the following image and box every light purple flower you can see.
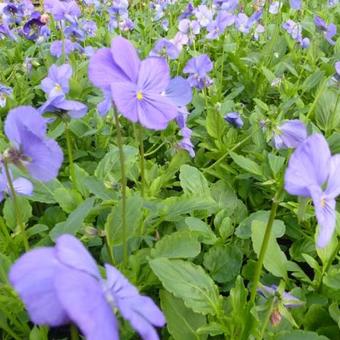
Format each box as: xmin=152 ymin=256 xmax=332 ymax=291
xmin=214 ymin=0 xmax=238 ymax=11
xmin=290 ymin=0 xmax=301 ymax=10
xmin=0 ymin=167 xmax=33 ymax=202
xmin=150 ymin=39 xmax=180 ymax=59
xmin=9 ymin=234 xmax=166 ymax=339
xmin=269 ymin=1 xmax=281 ymax=14
xmin=44 ymin=0 xmax=80 ymax=22
xmin=258 ymin=284 xmax=303 ymax=308
xmin=206 ymin=11 xmax=235 ymax=40
xmin=89 ymin=36 xmax=178 ymax=130
xmin=41 ymin=64 xmax=72 ymax=98
xmin=4 ymin=106 xmax=63 ymax=182
xmin=194 ymin=5 xmax=214 ymax=28
xmin=183 ymin=54 xmax=213 ymax=89
xmin=224 ymin=112 xmax=244 ymax=128
xmin=50 ymin=39 xmax=78 ymax=58
xmin=314 ymin=16 xmax=337 ymax=45
xmin=282 ymin=20 xmax=309 ymax=48
xmin=178 ymin=19 xmax=200 ymax=45
xmin=0 ymin=83 xmax=12 ymax=108
xmin=285 ymin=134 xmax=340 ymax=247
xmin=273 ymin=120 xmax=307 ymax=149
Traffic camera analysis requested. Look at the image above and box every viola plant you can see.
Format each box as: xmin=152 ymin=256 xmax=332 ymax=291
xmin=0 ymin=0 xmax=340 ymax=340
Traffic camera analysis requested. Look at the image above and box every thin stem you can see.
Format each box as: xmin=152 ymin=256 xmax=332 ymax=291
xmin=113 ymin=110 xmax=128 ymax=267
xmin=258 ymin=298 xmax=276 ymax=340
xmin=137 ymin=124 xmax=145 ymax=197
xmin=70 ymin=324 xmax=79 ymax=340
xmin=144 ymin=141 xmax=166 ymax=157
xmin=65 ymin=122 xmax=77 ymax=190
xmin=3 ymin=161 xmax=29 ymax=251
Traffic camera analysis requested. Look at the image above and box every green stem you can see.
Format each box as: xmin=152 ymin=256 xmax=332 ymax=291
xmin=144 ymin=141 xmax=166 ymax=157
xmin=258 ymin=298 xmax=276 ymax=340
xmin=65 ymin=122 xmax=77 ymax=190
xmin=243 ymin=194 xmax=280 ymax=339
xmin=137 ymin=124 xmax=145 ymax=197
xmin=70 ymin=324 xmax=79 ymax=340
xmin=113 ymin=110 xmax=128 ymax=267
xmin=3 ymin=161 xmax=29 ymax=251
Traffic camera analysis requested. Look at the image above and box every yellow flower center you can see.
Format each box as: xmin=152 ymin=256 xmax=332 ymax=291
xmin=136 ymin=91 xmax=143 ymax=100
xmin=55 ymin=83 xmax=62 ymax=92
xmin=320 ymin=197 xmax=326 ymax=208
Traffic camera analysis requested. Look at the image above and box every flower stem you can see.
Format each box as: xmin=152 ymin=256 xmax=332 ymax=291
xmin=65 ymin=122 xmax=77 ymax=190
xmin=137 ymin=124 xmax=145 ymax=198
xmin=113 ymin=110 xmax=128 ymax=267
xmin=242 ymin=193 xmax=280 ymax=339
xmin=3 ymin=160 xmax=29 ymax=251
xmin=70 ymin=324 xmax=79 ymax=340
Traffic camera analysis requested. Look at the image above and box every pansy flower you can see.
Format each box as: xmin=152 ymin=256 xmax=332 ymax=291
xmin=0 ymin=83 xmax=12 ymax=108
xmin=183 ymin=54 xmax=213 ymax=89
xmin=273 ymin=120 xmax=307 ymax=149
xmin=314 ymin=16 xmax=337 ymax=45
xmin=285 ymin=134 xmax=340 ymax=247
xmin=9 ymin=234 xmax=166 ymax=340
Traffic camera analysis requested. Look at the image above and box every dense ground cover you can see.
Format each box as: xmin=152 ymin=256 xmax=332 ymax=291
xmin=0 ymin=0 xmax=340 ymax=339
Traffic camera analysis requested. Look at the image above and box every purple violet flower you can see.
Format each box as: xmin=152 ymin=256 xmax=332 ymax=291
xmin=194 ymin=5 xmax=214 ymax=28
xmin=150 ymin=38 xmax=180 ymax=60
xmin=178 ymin=19 xmax=200 ymax=45
xmin=0 ymin=167 xmax=33 ymax=202
xmin=290 ymin=0 xmax=301 ymax=10
xmin=0 ymin=83 xmax=12 ymax=108
xmin=314 ymin=16 xmax=337 ymax=45
xmin=224 ymin=112 xmax=244 ymax=128
xmin=273 ymin=120 xmax=307 ymax=149
xmin=214 ymin=0 xmax=238 ymax=11
xmin=285 ymin=134 xmax=340 ymax=247
xmin=4 ymin=106 xmax=63 ymax=182
xmin=89 ymin=36 xmax=179 ymax=130
xmin=9 ymin=234 xmax=166 ymax=339
xmin=41 ymin=64 xmax=72 ymax=98
xmin=206 ymin=11 xmax=235 ymax=40
xmin=44 ymin=0 xmax=80 ymax=22
xmin=183 ymin=54 xmax=213 ymax=89
xmin=50 ymin=39 xmax=78 ymax=58
xmin=282 ymin=20 xmax=309 ymax=48
xmin=21 ymin=13 xmax=45 ymax=41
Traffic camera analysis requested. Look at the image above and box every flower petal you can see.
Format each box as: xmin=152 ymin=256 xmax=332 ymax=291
xmin=138 ymin=57 xmax=170 ymax=93
xmin=55 ymin=267 xmax=119 ymax=340
xmin=111 ymin=81 xmax=138 ymax=123
xmin=284 ymin=134 xmax=331 ymax=197
xmin=9 ymin=248 xmax=69 ymax=326
xmin=111 ymin=36 xmax=140 ymax=83
xmin=326 ymin=155 xmax=340 ymax=198
xmin=310 ymin=187 xmax=336 ymax=248
xmin=165 ymin=76 xmax=192 ymax=106
xmin=88 ymin=48 xmax=128 ymax=91
xmin=55 ymin=99 xmax=88 ymax=119
xmin=138 ymin=94 xmax=178 ymax=130
xmin=13 ymin=177 xmax=33 ymax=196
xmin=56 ymin=234 xmax=100 ymax=279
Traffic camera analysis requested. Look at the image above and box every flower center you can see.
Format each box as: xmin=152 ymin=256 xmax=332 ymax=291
xmin=136 ymin=91 xmax=143 ymax=100
xmin=55 ymin=83 xmax=62 ymax=92
xmin=320 ymin=197 xmax=326 ymax=208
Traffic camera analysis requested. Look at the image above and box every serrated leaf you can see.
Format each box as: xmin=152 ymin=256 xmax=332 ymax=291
xmin=185 ymin=217 xmax=217 ymax=245
xmin=179 ymin=165 xmax=210 ymax=197
xmin=150 ymin=258 xmax=221 ymax=315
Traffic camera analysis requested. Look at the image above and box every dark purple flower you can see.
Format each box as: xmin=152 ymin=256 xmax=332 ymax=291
xmin=41 ymin=64 xmax=72 ymax=98
xmin=50 ymin=39 xmax=78 ymax=58
xmin=183 ymin=54 xmax=213 ymax=89
xmin=314 ymin=16 xmax=337 ymax=45
xmin=89 ymin=36 xmax=178 ymax=130
xmin=0 ymin=167 xmax=33 ymax=202
xmin=273 ymin=120 xmax=307 ymax=149
xmin=21 ymin=13 xmax=45 ymax=41
xmin=0 ymin=83 xmax=12 ymax=108
xmin=9 ymin=234 xmax=166 ymax=339
xmin=179 ymin=2 xmax=194 ymax=20
xmin=224 ymin=112 xmax=244 ymax=128
xmin=150 ymin=38 xmax=180 ymax=59
xmin=285 ymin=134 xmax=340 ymax=247
xmin=4 ymin=106 xmax=63 ymax=182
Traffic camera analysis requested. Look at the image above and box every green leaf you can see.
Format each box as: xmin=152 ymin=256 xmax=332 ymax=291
xmin=152 ymin=230 xmax=201 ymax=259
xmin=251 ymin=220 xmax=287 ymax=278
xmin=84 ymin=177 xmax=116 ymax=201
xmin=203 ymin=245 xmax=242 ymax=283
xmin=301 ymin=70 xmax=325 ymax=93
xmin=185 ymin=217 xmax=217 ymax=245
xmin=160 ymin=290 xmax=207 ymax=340
xmin=179 ymin=165 xmax=210 ymax=197
xmin=53 ymin=187 xmax=83 ymax=213
xmin=3 ymin=197 xmax=32 ymax=231
xmin=268 ymin=153 xmax=285 ymax=176
xmin=105 ymin=195 xmax=143 ymax=245
xmin=149 ymin=258 xmax=221 ymax=315
xmin=230 ymin=152 xmax=263 ymax=177
xmin=276 ymin=330 xmax=328 ymax=340
xmin=316 ymin=89 xmax=340 ymax=132
xmin=206 ymin=109 xmax=226 ymax=140
xmin=49 ymin=197 xmax=95 ymax=240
